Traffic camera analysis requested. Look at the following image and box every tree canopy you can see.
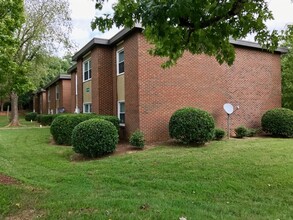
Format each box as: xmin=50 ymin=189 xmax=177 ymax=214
xmin=92 ymin=0 xmax=280 ymax=67
xmin=281 ymin=25 xmax=293 ymax=110
xmin=0 ymin=0 xmax=73 ymax=125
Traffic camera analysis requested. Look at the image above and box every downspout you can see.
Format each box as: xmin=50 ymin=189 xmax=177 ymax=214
xmin=74 ymin=72 xmax=80 ymax=113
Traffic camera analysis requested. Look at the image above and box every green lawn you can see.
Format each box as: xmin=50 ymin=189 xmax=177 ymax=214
xmin=0 ymin=119 xmax=292 ymax=219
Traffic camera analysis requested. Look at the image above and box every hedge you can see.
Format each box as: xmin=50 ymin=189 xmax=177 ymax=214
xmin=50 ymin=114 xmax=119 ymax=145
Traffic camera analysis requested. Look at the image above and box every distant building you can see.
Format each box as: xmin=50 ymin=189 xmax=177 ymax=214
xmin=33 ymin=74 xmax=71 ymax=114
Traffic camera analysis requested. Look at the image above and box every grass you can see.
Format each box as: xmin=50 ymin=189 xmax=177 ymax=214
xmin=0 ymin=114 xmax=40 ymax=127
xmin=0 ymin=118 xmax=292 ymax=219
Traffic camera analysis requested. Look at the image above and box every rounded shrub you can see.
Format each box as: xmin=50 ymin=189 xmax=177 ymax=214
xmin=213 ymin=128 xmax=226 ymax=140
xmin=129 ymin=130 xmax=145 ymax=148
xmin=235 ymin=126 xmax=248 ymax=138
xmin=50 ymin=114 xmax=119 ymax=145
xmin=72 ymin=119 xmax=119 ymax=158
xmin=261 ymin=108 xmax=293 ymax=137
xmin=25 ymin=112 xmax=38 ymax=121
xmin=169 ymin=107 xmax=215 ymax=144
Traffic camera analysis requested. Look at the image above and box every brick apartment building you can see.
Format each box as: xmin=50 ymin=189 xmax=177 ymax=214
xmin=33 ymin=74 xmax=71 ymax=114
xmin=70 ymin=26 xmax=286 ymax=142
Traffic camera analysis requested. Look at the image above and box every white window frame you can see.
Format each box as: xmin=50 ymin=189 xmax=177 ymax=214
xmin=55 ymin=84 xmax=60 ymax=100
xmin=116 ymin=48 xmax=124 ymax=75
xmin=47 ymin=90 xmax=50 ymax=103
xmin=83 ymin=103 xmax=92 ymax=113
xmin=83 ymin=58 xmax=92 ymax=82
xmin=118 ymin=100 xmax=125 ymax=126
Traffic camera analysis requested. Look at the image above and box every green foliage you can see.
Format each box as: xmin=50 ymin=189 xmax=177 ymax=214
xmin=92 ymin=1 xmax=279 ymax=67
xmin=261 ymin=108 xmax=293 ymax=137
xmin=246 ymin=128 xmax=258 ymax=137
xmin=169 ymin=107 xmax=215 ymax=144
xmin=25 ymin=112 xmax=38 ymax=121
xmin=235 ymin=126 xmax=248 ymax=138
xmin=129 ymin=130 xmax=145 ymax=148
xmin=0 ymin=0 xmax=24 ymax=97
xmin=37 ymin=114 xmax=59 ymax=126
xmin=72 ymin=119 xmax=118 ymax=158
xmin=281 ymin=25 xmax=293 ymax=110
xmin=213 ymin=128 xmax=226 ymax=140
xmin=50 ymin=114 xmax=119 ymax=145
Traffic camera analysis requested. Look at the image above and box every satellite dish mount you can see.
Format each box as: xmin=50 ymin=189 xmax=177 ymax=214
xmin=223 ymin=103 xmax=239 ymax=139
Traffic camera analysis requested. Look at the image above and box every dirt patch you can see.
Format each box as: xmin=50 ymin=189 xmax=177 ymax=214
xmin=5 ymin=209 xmax=45 ymax=220
xmin=70 ymin=142 xmax=156 ymax=162
xmin=0 ymin=174 xmax=19 ymax=185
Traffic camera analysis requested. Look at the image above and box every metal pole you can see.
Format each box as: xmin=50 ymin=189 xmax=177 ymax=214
xmin=227 ymin=113 xmax=230 ymax=139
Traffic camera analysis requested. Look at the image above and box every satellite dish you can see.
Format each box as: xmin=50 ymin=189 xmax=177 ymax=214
xmin=223 ymin=103 xmax=234 ymax=114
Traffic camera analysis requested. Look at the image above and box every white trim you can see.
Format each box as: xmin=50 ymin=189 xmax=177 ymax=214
xmin=83 ymin=58 xmax=92 ymax=82
xmin=83 ymin=102 xmax=92 ymax=113
xmin=118 ymin=100 xmax=125 ymax=126
xmin=116 ymin=48 xmax=124 ymax=76
xmin=55 ymin=84 xmax=60 ymax=100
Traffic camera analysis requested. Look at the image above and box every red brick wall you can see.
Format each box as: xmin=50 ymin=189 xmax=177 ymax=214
xmin=61 ymin=79 xmax=71 ymax=113
xmin=134 ymin=33 xmax=281 ymax=142
xmin=91 ymin=46 xmax=114 ymax=115
xmin=124 ymin=33 xmax=140 ymax=138
xmin=70 ymin=72 xmax=77 ymax=113
xmin=40 ymin=92 xmax=47 ymax=114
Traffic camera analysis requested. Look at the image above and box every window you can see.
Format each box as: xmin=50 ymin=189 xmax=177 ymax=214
xmin=117 ymin=49 xmax=124 ymax=75
xmin=83 ymin=103 xmax=92 ymax=113
xmin=83 ymin=59 xmax=92 ymax=81
xmin=56 ymin=85 xmax=60 ymax=100
xmin=47 ymin=90 xmax=50 ymax=102
xmin=118 ymin=101 xmax=125 ymax=125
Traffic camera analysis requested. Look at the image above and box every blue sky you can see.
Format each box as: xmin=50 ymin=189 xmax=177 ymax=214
xmin=69 ymin=0 xmax=293 ymax=51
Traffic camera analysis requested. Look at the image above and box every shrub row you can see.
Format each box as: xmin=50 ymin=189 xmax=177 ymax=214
xmin=36 ymin=114 xmax=60 ymax=126
xmin=25 ymin=112 xmax=38 ymax=121
xmin=50 ymin=114 xmax=119 ymax=145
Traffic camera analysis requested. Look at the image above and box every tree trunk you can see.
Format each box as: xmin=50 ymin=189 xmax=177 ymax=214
xmin=8 ymin=92 xmax=20 ymax=126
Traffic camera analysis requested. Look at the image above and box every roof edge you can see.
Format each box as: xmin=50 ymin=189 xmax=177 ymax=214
xmin=43 ymin=74 xmax=71 ymax=89
xmin=229 ymin=39 xmax=288 ymax=53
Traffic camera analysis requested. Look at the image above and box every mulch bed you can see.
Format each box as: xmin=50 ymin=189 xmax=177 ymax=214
xmin=0 ymin=173 xmax=19 ymax=185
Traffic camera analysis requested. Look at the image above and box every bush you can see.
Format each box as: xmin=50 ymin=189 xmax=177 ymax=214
xmin=213 ymin=128 xmax=226 ymax=140
xmin=50 ymin=114 xmax=119 ymax=145
xmin=72 ymin=119 xmax=118 ymax=158
xmin=261 ymin=108 xmax=293 ymax=137
xmin=25 ymin=112 xmax=38 ymax=121
xmin=129 ymin=130 xmax=145 ymax=148
xmin=169 ymin=107 xmax=215 ymax=144
xmin=235 ymin=126 xmax=248 ymax=138
xmin=37 ymin=114 xmax=59 ymax=126
xmin=246 ymin=128 xmax=258 ymax=137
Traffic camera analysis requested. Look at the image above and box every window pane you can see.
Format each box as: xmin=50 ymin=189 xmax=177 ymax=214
xmin=84 ymin=71 xmax=88 ymax=80
xmin=119 ymin=102 xmax=125 ymax=112
xmin=89 ymin=69 xmax=91 ymax=79
xmin=119 ymin=62 xmax=124 ymax=73
xmin=120 ymin=113 xmax=125 ymax=123
xmin=119 ymin=51 xmax=124 ymax=62
xmin=84 ymin=62 xmax=88 ymax=72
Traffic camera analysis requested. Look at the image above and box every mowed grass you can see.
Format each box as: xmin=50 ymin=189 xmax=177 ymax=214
xmin=0 ymin=121 xmax=292 ymax=219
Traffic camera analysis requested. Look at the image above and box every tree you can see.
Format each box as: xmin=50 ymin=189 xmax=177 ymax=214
xmin=281 ymin=25 xmax=293 ymax=110
xmin=0 ymin=0 xmax=25 ymax=112
xmin=4 ymin=0 xmax=72 ymax=126
xmin=92 ymin=0 xmax=280 ymax=67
